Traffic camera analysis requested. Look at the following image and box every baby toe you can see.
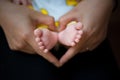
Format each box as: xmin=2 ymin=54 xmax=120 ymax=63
xmin=43 ymin=49 xmax=48 ymax=53
xmin=39 ymin=46 xmax=45 ymax=50
xmin=74 ymin=38 xmax=80 ymax=43
xmin=34 ymin=29 xmax=42 ymax=37
xmin=78 ymin=30 xmax=83 ymax=35
xmin=35 ymin=37 xmax=41 ymax=42
xmin=71 ymin=42 xmax=76 ymax=46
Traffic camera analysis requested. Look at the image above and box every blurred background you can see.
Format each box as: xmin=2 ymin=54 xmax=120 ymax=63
xmin=108 ymin=0 xmax=120 ymax=69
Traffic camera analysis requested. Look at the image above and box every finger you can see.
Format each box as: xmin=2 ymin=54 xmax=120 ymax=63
xmin=7 ymin=36 xmax=36 ymax=54
xmin=12 ymin=0 xmax=20 ymax=4
xmin=20 ymin=0 xmax=27 ymax=5
xmin=88 ymin=37 xmax=105 ymax=51
xmin=27 ymin=0 xmax=32 ymax=5
xmin=59 ymin=29 xmax=89 ymax=65
xmin=81 ymin=40 xmax=100 ymax=52
xmin=30 ymin=11 xmax=56 ymax=31
xmin=59 ymin=47 xmax=77 ymax=66
xmin=20 ymin=47 xmax=35 ymax=54
xmin=26 ymin=29 xmax=60 ymax=67
xmin=59 ymin=11 xmax=77 ymax=31
xmin=77 ymin=36 xmax=91 ymax=52
xmin=81 ymin=29 xmax=106 ymax=52
xmin=29 ymin=37 xmax=60 ymax=67
xmin=20 ymin=42 xmax=36 ymax=54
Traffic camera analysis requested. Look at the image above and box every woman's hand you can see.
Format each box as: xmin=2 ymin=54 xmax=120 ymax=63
xmin=59 ymin=0 xmax=114 ymax=65
xmin=0 ymin=0 xmax=60 ymax=67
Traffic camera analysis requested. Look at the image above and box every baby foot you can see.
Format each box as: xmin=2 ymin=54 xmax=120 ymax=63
xmin=58 ymin=22 xmax=83 ymax=47
xmin=34 ymin=28 xmax=58 ymax=53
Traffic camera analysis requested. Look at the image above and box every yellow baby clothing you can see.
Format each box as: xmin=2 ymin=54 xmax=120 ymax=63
xmin=30 ymin=0 xmax=78 ymax=28
xmin=32 ymin=0 xmax=78 ymax=21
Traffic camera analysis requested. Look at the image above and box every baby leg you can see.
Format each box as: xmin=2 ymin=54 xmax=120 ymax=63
xmin=58 ymin=22 xmax=83 ymax=47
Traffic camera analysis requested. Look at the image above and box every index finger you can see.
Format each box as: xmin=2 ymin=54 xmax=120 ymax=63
xmin=26 ymin=30 xmax=60 ymax=67
xmin=59 ymin=47 xmax=77 ymax=66
xmin=59 ymin=34 xmax=87 ymax=66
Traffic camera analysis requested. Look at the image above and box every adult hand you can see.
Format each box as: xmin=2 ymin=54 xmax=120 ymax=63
xmin=0 ymin=0 xmax=60 ymax=67
xmin=59 ymin=0 xmax=114 ymax=66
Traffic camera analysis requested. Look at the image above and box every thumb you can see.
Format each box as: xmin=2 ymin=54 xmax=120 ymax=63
xmin=30 ymin=11 xmax=56 ymax=31
xmin=59 ymin=11 xmax=77 ymax=31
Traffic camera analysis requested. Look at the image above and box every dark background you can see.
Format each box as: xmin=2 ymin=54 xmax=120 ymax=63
xmin=108 ymin=0 xmax=120 ymax=69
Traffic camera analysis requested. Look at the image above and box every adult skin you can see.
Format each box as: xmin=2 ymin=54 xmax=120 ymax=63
xmin=59 ymin=0 xmax=114 ymax=65
xmin=0 ymin=0 xmax=114 ymax=67
xmin=0 ymin=0 xmax=60 ymax=67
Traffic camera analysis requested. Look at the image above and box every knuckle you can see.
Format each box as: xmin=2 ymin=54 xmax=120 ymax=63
xmin=9 ymin=45 xmax=16 ymax=50
xmin=46 ymin=17 xmax=54 ymax=25
xmin=59 ymin=17 xmax=65 ymax=23
xmin=21 ymin=32 xmax=29 ymax=40
xmin=17 ymin=43 xmax=25 ymax=50
xmin=8 ymin=42 xmax=18 ymax=50
xmin=14 ymin=43 xmax=25 ymax=50
xmin=9 ymin=43 xmax=24 ymax=50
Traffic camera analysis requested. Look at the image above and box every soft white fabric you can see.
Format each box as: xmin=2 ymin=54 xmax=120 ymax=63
xmin=32 ymin=0 xmax=74 ymax=21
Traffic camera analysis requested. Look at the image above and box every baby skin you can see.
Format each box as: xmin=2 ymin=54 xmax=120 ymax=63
xmin=13 ymin=0 xmax=83 ymax=53
xmin=58 ymin=21 xmax=83 ymax=47
xmin=34 ymin=28 xmax=58 ymax=53
xmin=34 ymin=22 xmax=83 ymax=53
